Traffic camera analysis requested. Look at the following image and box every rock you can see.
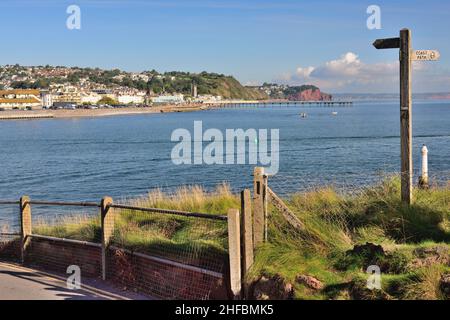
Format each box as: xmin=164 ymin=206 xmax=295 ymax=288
xmin=251 ymin=275 xmax=294 ymax=300
xmin=295 ymin=275 xmax=324 ymax=290
xmin=411 ymin=246 xmax=449 ymax=268
xmin=340 ymin=243 xmax=411 ymax=274
xmin=440 ymin=273 xmax=450 ymax=299
xmin=348 ymin=242 xmax=385 ymax=257
xmin=345 ymin=242 xmax=386 ymax=269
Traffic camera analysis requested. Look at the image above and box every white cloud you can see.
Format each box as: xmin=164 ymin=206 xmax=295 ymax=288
xmin=278 ymin=52 xmax=450 ymax=93
xmin=296 ymin=66 xmax=314 ymax=78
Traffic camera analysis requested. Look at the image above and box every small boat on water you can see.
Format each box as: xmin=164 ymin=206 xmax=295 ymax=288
xmin=331 ymin=111 xmax=338 ymax=116
xmin=300 ymin=112 xmax=307 ymax=118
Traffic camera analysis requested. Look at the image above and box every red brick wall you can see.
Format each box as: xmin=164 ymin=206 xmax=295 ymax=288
xmin=26 ymin=237 xmax=102 ymax=278
xmin=0 ymin=238 xmax=21 ymax=261
xmin=107 ymin=247 xmax=229 ymax=300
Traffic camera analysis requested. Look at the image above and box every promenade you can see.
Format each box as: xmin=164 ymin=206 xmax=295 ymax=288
xmin=0 ymin=104 xmax=207 ymax=120
xmin=0 ymin=262 xmax=149 ymax=300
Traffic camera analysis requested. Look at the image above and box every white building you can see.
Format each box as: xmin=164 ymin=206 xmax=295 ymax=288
xmin=0 ymin=89 xmax=42 ymax=110
xmin=194 ymin=95 xmax=222 ymax=103
xmin=81 ymin=92 xmax=103 ymax=104
xmin=130 ymin=73 xmax=150 ymax=82
xmin=40 ymin=91 xmax=53 ymax=108
xmin=117 ymin=94 xmax=145 ymax=105
xmin=151 ymin=94 xmax=185 ymax=105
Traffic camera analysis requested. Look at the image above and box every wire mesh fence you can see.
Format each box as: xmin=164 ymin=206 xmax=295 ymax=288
xmin=18 ymin=201 xmax=103 ymax=277
xmin=263 ymin=167 xmax=450 ymax=252
xmin=0 ymin=201 xmax=21 ymax=261
xmin=109 ymin=205 xmax=228 ymax=273
xmin=267 ymin=170 xmax=450 ymax=199
xmin=30 ymin=201 xmax=102 ymax=243
xmin=102 ymin=185 xmax=233 ymax=299
xmin=105 ymin=201 xmax=229 ymax=299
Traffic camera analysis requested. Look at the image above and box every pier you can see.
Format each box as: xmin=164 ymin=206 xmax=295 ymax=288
xmin=209 ymin=100 xmax=353 ymax=108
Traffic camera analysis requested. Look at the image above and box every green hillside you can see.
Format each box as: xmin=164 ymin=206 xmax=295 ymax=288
xmin=148 ymin=71 xmax=268 ymax=100
xmin=209 ymin=76 xmax=268 ymax=100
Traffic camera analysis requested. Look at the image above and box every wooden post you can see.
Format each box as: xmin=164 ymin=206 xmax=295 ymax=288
xmin=227 ymin=208 xmax=241 ymax=299
xmin=101 ymin=196 xmax=114 ymax=281
xmin=263 ymin=174 xmax=268 ymax=242
xmin=374 ymin=30 xmax=440 ymax=204
xmin=419 ymin=145 xmax=429 ymax=189
xmin=240 ymin=189 xmax=253 ymax=296
xmin=400 ymin=28 xmax=413 ymax=205
xmin=20 ymin=196 xmax=31 ymax=264
xmin=253 ymin=167 xmax=265 ymax=246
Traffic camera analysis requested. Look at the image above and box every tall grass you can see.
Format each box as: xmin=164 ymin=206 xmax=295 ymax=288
xmin=251 ymin=176 xmax=449 ymax=300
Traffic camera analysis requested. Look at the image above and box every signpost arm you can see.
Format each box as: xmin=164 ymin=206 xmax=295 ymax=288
xmin=399 ymin=28 xmax=413 ymax=205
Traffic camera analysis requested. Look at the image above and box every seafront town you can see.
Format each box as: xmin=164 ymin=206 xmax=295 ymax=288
xmin=0 ymin=65 xmax=225 ymax=112
xmin=0 ymin=86 xmax=214 ymax=111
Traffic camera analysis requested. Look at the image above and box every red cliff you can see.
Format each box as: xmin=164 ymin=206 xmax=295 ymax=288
xmin=288 ymin=88 xmax=332 ymax=101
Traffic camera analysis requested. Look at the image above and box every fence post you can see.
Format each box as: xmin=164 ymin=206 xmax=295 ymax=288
xmin=419 ymin=145 xmax=429 ymax=189
xmin=101 ymin=196 xmax=114 ymax=281
xmin=263 ymin=173 xmax=268 ymax=242
xmin=253 ymin=167 xmax=265 ymax=246
xmin=241 ymin=189 xmax=253 ymax=297
xmin=20 ymin=196 xmax=31 ymax=265
xmin=227 ymin=208 xmax=241 ymax=299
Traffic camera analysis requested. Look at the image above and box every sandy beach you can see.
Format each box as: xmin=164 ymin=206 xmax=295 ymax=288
xmin=0 ymin=104 xmax=209 ymax=120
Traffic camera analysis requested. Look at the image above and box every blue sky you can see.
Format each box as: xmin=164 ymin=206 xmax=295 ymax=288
xmin=1 ymin=0 xmax=449 ymax=93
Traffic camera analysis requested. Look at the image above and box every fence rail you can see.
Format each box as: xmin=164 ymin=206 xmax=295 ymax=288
xmin=0 ymin=201 xmax=19 ymax=205
xmin=110 ymin=203 xmax=228 ymax=221
xmin=28 ymin=200 xmax=100 ymax=208
xmin=29 ymin=234 xmax=102 ymax=248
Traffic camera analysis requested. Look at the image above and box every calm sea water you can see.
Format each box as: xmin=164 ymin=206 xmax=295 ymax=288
xmin=0 ymin=102 xmax=449 ymax=206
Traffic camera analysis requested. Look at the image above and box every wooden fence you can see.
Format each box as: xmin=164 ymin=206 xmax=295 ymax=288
xmin=0 ymin=188 xmax=266 ymax=300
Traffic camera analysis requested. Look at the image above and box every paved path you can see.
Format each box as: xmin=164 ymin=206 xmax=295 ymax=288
xmin=0 ymin=262 xmax=137 ymax=300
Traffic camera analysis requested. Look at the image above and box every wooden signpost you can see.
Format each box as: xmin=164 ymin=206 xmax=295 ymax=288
xmin=373 ymin=28 xmax=440 ymax=205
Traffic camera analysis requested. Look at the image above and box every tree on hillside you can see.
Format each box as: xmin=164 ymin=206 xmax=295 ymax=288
xmin=97 ymin=96 xmax=119 ymax=105
xmin=33 ymin=78 xmax=50 ymax=89
xmin=11 ymin=81 xmax=33 ymax=89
